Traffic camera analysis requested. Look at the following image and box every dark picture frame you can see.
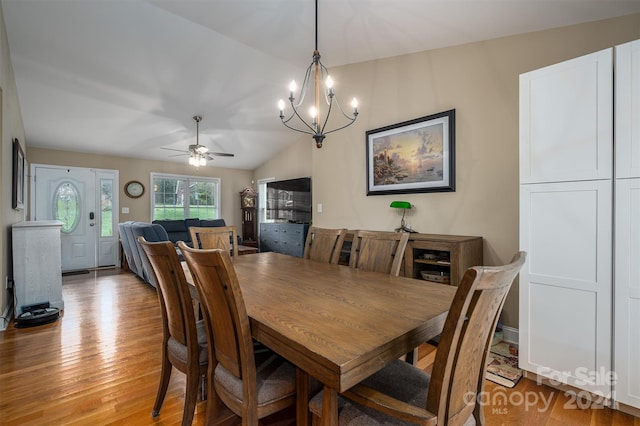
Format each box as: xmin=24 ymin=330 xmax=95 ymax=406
xmin=366 ymin=109 xmax=455 ymax=196
xmin=12 ymin=138 xmax=25 ymax=210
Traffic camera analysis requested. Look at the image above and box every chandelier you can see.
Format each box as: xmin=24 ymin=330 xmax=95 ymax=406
xmin=278 ymin=0 xmax=358 ymax=148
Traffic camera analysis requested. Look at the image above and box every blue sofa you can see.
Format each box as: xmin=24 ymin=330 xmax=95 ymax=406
xmin=152 ymin=218 xmax=230 ymax=247
xmin=119 ymin=218 xmax=234 ymax=288
xmin=119 ymin=221 xmax=170 ymax=288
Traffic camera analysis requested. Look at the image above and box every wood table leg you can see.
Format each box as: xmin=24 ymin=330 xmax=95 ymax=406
xmin=405 ymin=347 xmax=419 ymax=365
xmin=321 ymin=385 xmax=338 ymax=426
xmin=296 ymin=369 xmax=310 ymax=426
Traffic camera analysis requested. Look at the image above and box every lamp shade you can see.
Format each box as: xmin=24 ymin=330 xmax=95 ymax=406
xmin=390 ymin=201 xmax=411 ymax=209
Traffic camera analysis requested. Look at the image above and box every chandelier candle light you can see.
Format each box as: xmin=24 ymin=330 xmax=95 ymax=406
xmin=278 ymin=0 xmax=358 ymax=148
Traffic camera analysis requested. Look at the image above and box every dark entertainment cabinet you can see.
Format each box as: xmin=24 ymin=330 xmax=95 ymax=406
xmin=259 ymin=223 xmax=310 ymax=258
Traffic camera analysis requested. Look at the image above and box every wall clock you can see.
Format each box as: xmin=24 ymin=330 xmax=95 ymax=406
xmin=124 ymin=180 xmax=145 ymax=198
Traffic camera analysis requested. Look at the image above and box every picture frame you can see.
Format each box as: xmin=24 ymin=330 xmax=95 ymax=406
xmin=12 ymin=138 xmax=25 ymax=210
xmin=366 ymin=109 xmax=455 ymax=196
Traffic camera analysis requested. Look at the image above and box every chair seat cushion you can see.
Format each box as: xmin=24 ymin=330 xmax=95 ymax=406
xmin=309 ymin=359 xmax=475 ymax=425
xmin=167 ymin=320 xmax=208 ymax=365
xmin=215 ymin=352 xmax=296 ymax=407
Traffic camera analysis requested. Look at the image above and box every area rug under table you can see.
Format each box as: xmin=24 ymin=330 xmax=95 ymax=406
xmin=486 ymin=342 xmax=523 ymax=388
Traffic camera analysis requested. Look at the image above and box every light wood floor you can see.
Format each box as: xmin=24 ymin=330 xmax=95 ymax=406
xmin=0 ymin=269 xmax=638 ymax=425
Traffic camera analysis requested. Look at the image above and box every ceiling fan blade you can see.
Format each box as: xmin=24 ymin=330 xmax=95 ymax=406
xmin=168 ymin=153 xmax=188 ymax=157
xmin=161 ymin=147 xmax=189 ymax=153
xmin=209 ymin=152 xmax=235 ymax=157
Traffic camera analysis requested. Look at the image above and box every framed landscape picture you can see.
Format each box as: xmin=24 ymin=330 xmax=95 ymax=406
xmin=366 ymin=109 xmax=455 ymax=195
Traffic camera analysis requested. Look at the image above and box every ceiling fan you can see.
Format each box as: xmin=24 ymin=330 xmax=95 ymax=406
xmin=161 ymin=115 xmax=234 ymax=167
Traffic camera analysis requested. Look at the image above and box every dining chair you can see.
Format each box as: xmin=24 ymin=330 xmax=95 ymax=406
xmin=189 ymin=225 xmax=239 ymax=256
xmin=303 ymin=227 xmax=348 ymax=264
xmin=349 ymin=230 xmax=410 ymax=276
xmin=309 ymin=251 xmax=527 ymax=426
xmin=178 ymin=242 xmax=298 ymax=425
xmin=137 ymin=237 xmax=208 ymax=426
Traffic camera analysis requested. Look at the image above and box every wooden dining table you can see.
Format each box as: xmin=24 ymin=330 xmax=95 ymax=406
xmin=182 ymin=251 xmax=457 ymax=425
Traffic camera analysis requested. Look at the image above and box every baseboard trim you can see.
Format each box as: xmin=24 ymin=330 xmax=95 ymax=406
xmin=1 ymin=301 xmax=13 ymax=331
xmin=502 ymin=325 xmax=518 ymax=344
xmin=613 ymin=401 xmax=640 ymax=418
xmin=523 ymin=371 xmax=612 ymax=408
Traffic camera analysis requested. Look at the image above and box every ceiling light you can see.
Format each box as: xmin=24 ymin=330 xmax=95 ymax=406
xmin=278 ymin=0 xmax=359 ymax=148
xmin=189 ymin=115 xmax=207 ymax=167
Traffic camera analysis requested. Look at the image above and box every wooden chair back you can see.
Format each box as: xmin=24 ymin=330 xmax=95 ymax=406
xmin=181 ymin=242 xmax=298 ymax=424
xmin=334 ymin=252 xmax=527 ymax=425
xmin=137 ymin=237 xmax=206 ymax=425
xmin=349 ymin=230 xmax=410 ymax=276
xmin=189 ymin=225 xmax=239 ymax=256
xmin=138 ymin=237 xmax=199 ymax=354
xmin=180 ymin=243 xmax=250 ymax=379
xmin=427 ymin=251 xmax=526 ymax=425
xmin=303 ymin=227 xmax=347 ymax=264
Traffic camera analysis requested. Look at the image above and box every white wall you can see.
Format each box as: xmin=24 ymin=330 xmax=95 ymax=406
xmin=1 ymin=1 xmax=27 ymax=329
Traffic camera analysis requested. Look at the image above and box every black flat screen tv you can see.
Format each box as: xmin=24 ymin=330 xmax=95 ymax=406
xmin=266 ymin=177 xmax=312 ymax=223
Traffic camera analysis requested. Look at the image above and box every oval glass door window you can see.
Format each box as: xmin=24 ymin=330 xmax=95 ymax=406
xmin=54 ymin=182 xmax=81 ymax=233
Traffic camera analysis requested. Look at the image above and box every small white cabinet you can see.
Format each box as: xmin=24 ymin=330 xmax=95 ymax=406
xmin=12 ymin=220 xmax=64 ymax=316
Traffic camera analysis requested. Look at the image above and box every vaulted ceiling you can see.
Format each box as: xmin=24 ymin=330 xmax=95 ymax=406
xmin=4 ymin=0 xmax=640 ymax=169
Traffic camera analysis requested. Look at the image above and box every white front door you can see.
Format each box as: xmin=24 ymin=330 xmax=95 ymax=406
xmin=32 ymin=165 xmax=118 ymax=271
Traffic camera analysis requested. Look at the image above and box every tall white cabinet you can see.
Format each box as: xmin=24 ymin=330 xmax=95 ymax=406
xmin=519 ymin=48 xmax=613 ymax=397
xmin=520 ymin=39 xmax=640 ymax=410
xmin=614 ymin=39 xmax=640 ymax=411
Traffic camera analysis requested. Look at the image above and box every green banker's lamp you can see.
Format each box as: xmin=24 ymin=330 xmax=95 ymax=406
xmin=390 ymin=201 xmax=417 ymax=233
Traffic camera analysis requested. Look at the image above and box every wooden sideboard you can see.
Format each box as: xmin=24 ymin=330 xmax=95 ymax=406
xmin=403 ymin=233 xmax=483 ymax=286
xmin=340 ymin=232 xmax=483 ymax=286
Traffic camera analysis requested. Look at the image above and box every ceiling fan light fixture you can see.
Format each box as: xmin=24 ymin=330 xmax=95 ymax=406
xmin=278 ymin=0 xmax=359 ymax=148
xmin=188 ymin=115 xmax=209 ymax=167
xmin=161 ymin=115 xmax=234 ymax=164
xmin=188 ymin=154 xmax=207 ymax=167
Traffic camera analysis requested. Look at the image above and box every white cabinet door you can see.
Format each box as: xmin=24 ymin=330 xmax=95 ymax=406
xmin=519 ymin=180 xmax=612 ymax=397
xmin=616 ymin=40 xmax=640 ymax=179
xmin=614 ymin=178 xmax=640 ymax=409
xmin=519 ymin=48 xmax=613 ymax=184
